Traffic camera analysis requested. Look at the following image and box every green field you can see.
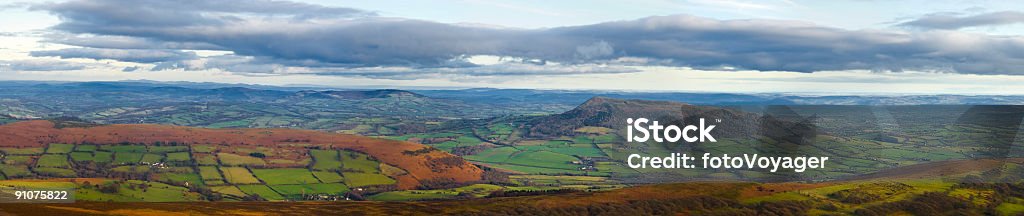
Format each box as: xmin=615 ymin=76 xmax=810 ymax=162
xmin=340 ymin=150 xmax=380 ymax=173
xmin=113 ymin=152 xmax=143 ymax=164
xmin=74 ymin=145 xmax=97 ymax=152
xmin=506 ymin=150 xmax=579 ymax=170
xmin=198 ymin=166 xmax=224 ymax=181
xmin=204 ymin=179 xmax=227 ymax=186
xmin=463 ymin=146 xmax=518 ymax=163
xmin=35 ymin=154 xmax=70 ymax=168
xmin=148 ymin=146 xmax=188 ymax=153
xmin=0 ymin=180 xmax=76 ymax=191
xmin=217 ymin=153 xmax=266 ymax=166
xmin=269 ymin=183 xmax=350 ymax=199
xmin=237 ymin=184 xmax=285 ymax=201
xmin=220 ymin=167 xmax=261 ymax=184
xmin=156 ymin=172 xmax=203 ymax=186
xmin=101 ymin=145 xmax=147 ymax=153
xmin=0 ymin=165 xmax=32 ymax=178
xmin=310 ymin=150 xmax=342 ymax=171
xmin=139 ymin=153 xmax=164 ymax=164
xmin=70 ymin=152 xmax=93 ymax=162
xmin=192 ymin=145 xmax=215 ymax=153
xmin=0 ymin=147 xmax=44 ymax=155
xmin=33 ymin=167 xmax=75 ymax=177
xmin=112 ymin=165 xmax=151 ymax=174
xmin=998 ymin=202 xmax=1024 ymax=216
xmin=210 ymin=185 xmax=247 ymax=198
xmin=343 ymin=172 xmax=395 ymax=188
xmin=165 ymin=152 xmax=191 ymax=162
xmin=195 ymin=154 xmax=218 ymax=165
xmin=93 ymin=151 xmax=113 ymax=163
xmin=312 ymin=171 xmax=345 ymax=183
xmin=77 ymin=180 xmax=203 ymax=202
xmin=251 ymin=168 xmax=320 ymax=185
xmin=2 ymin=155 xmax=32 ymax=165
xmin=268 ymin=158 xmax=308 ymax=166
xmin=45 ymin=144 xmax=74 ymax=154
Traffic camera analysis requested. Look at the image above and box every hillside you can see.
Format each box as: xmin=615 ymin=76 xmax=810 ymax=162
xmin=0 ymin=120 xmax=484 ymax=189
xmin=4 ymin=158 xmax=1022 ymax=215
xmin=528 ymin=97 xmax=816 ymax=144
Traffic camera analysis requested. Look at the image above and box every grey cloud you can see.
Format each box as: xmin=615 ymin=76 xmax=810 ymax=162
xmin=306 ymin=62 xmax=640 ymax=79
xmin=30 ymin=48 xmax=198 ymax=63
xmin=36 ymin=0 xmax=1024 ymax=75
xmin=899 ymin=11 xmax=1024 ymax=30
xmin=42 ymin=33 xmax=222 ymax=50
xmin=32 ymin=0 xmax=374 ymax=28
xmin=575 ymin=41 xmax=615 ymax=60
xmin=150 ymin=54 xmax=637 ymax=79
xmin=0 ymin=60 xmax=90 ymax=71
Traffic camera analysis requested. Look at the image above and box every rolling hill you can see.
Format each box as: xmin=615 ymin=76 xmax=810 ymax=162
xmin=527 ymin=96 xmax=817 ymax=144
xmin=0 ymin=120 xmax=483 ymax=189
xmin=3 ymin=157 xmax=1022 ymax=215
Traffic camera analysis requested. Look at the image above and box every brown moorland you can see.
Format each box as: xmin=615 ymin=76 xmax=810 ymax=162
xmin=0 ymin=120 xmax=483 ymax=189
xmin=0 ymin=182 xmax=754 ymax=216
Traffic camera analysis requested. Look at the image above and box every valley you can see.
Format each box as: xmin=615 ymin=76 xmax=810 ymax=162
xmin=1 ymin=81 xmax=1023 ymax=215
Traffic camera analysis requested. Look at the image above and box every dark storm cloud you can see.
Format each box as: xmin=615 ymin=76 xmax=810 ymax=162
xmin=899 ymin=11 xmax=1024 ymax=30
xmin=33 ymin=0 xmax=1024 ymax=75
xmin=30 ymin=48 xmax=198 ymax=63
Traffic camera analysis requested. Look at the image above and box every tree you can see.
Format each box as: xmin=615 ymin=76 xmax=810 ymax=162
xmin=248 ymin=152 xmax=266 ymax=158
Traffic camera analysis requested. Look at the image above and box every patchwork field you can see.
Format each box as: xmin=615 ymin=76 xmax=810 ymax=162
xmin=310 ymin=150 xmax=341 ymax=171
xmin=237 ymin=184 xmax=285 ymax=201
xmin=252 ymin=168 xmax=319 ymax=185
xmin=0 ymin=135 xmax=440 ymax=201
xmin=217 ymin=153 xmax=265 ymax=166
xmin=270 ymin=183 xmax=350 ymax=200
xmin=220 ymin=167 xmax=261 ymax=184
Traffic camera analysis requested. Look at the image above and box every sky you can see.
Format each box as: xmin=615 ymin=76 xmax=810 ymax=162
xmin=2 ymin=0 xmax=1024 ymax=94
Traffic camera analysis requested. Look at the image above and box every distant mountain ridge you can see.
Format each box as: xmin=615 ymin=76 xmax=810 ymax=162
xmin=6 ymin=81 xmax=1024 ymax=105
xmin=0 ymin=81 xmax=486 ymax=133
xmin=33 ymin=82 xmax=425 ymax=102
xmin=293 ymin=89 xmax=424 ymax=100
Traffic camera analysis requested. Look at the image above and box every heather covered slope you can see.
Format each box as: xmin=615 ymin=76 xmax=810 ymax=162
xmin=5 ymin=162 xmax=1023 ymax=216
xmin=0 ymin=120 xmax=483 ymax=189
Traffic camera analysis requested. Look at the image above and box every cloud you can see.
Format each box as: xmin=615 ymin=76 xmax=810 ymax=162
xmin=42 ymin=33 xmax=222 ymax=50
xmin=30 ymin=48 xmax=198 ymax=63
xmin=0 ymin=60 xmax=91 ymax=71
xmin=31 ymin=0 xmax=1024 ymax=76
xmin=899 ymin=11 xmax=1024 ymax=30
xmin=147 ymin=54 xmax=638 ymax=79
xmin=0 ymin=2 xmax=29 ymax=10
xmin=32 ymin=0 xmax=374 ymax=27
